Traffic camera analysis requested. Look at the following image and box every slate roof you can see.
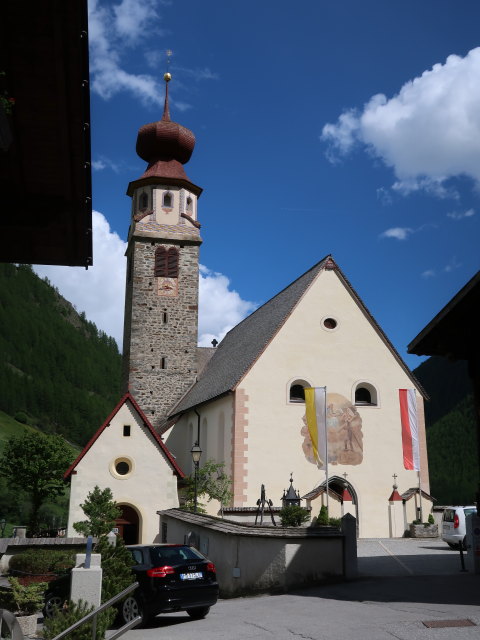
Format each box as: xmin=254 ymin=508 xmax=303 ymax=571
xmin=170 ymin=256 xmax=331 ymax=416
xmin=169 ymin=254 xmax=426 ymax=418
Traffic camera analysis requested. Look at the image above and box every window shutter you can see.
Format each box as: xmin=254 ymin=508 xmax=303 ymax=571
xmin=154 ymin=247 xmax=167 ymax=277
xmin=166 ymin=248 xmax=179 ymax=278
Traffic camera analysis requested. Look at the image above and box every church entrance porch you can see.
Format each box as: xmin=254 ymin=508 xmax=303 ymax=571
xmin=115 ymin=505 xmax=140 ymax=544
xmin=304 ymin=475 xmax=359 ymax=535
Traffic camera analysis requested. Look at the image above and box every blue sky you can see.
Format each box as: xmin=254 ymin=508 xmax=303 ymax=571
xmin=35 ymin=0 xmax=480 ymax=370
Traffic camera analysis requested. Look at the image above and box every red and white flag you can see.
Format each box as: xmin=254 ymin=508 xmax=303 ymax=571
xmin=399 ymin=388 xmax=420 ymax=471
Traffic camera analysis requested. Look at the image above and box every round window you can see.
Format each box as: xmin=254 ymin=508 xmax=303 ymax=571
xmin=323 ymin=317 xmax=337 ymax=330
xmin=115 ymin=461 xmax=130 ymax=475
xmin=110 ymin=457 xmax=134 ymax=479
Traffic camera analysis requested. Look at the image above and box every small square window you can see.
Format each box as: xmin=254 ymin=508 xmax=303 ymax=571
xmin=123 ymin=425 xmax=131 ymax=437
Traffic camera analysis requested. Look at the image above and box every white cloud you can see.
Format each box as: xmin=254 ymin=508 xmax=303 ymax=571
xmin=447 ymin=208 xmax=475 ymax=220
xmin=421 ymin=269 xmax=436 ymax=279
xmin=321 ymin=48 xmax=480 ymax=195
xmin=88 ymin=0 xmax=167 ymax=108
xmin=88 ymin=0 xmax=217 ymax=110
xmin=376 ymin=187 xmax=392 ymax=206
xmin=444 ymin=257 xmax=462 ymax=273
xmin=92 ymin=156 xmax=120 ymax=173
xmin=379 ymin=227 xmax=413 ymax=241
xmin=33 ymin=211 xmax=127 ymax=349
xmin=32 ymin=213 xmax=255 ymax=351
xmin=198 ymin=266 xmax=256 ymax=346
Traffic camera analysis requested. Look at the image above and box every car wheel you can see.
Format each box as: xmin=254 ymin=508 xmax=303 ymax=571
xmin=447 ymin=542 xmax=458 ymax=550
xmin=462 ymin=536 xmax=468 ymax=551
xmin=186 ymin=606 xmax=210 ymax=619
xmin=121 ymin=595 xmax=145 ymax=626
xmin=43 ymin=594 xmax=64 ymax=618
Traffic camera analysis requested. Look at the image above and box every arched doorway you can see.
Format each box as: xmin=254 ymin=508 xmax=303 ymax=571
xmin=304 ymin=476 xmax=359 ymax=536
xmin=115 ymin=505 xmax=140 ymax=544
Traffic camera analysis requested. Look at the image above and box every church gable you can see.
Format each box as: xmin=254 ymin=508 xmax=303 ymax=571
xmin=243 ymin=264 xmax=422 ymax=398
xmin=65 ymin=393 xmax=184 ymax=480
xmin=228 ymin=264 xmax=429 ymax=521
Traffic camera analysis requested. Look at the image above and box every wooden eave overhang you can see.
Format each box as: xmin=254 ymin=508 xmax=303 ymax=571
xmin=408 ymin=270 xmax=480 ymax=361
xmin=127 ymin=175 xmax=203 ymax=198
xmin=0 ymin=0 xmax=92 ymax=267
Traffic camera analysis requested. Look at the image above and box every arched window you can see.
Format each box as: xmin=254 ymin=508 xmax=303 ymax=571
xmin=186 ymin=196 xmax=193 ymax=212
xmin=163 ymin=192 xmax=173 ymax=208
xmin=289 ymin=379 xmax=310 ymax=403
xmin=154 ymin=246 xmax=179 ymax=278
xmin=354 ymin=382 xmax=378 ymax=406
xmin=139 ymin=192 xmax=148 ymax=210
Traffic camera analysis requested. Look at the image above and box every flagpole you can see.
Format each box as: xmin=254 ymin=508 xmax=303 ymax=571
xmin=324 ymin=387 xmax=329 ymax=516
xmin=418 ymin=470 xmax=423 ymax=522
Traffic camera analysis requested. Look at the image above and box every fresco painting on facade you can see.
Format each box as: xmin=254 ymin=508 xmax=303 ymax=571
xmin=301 ymin=393 xmax=363 ymax=467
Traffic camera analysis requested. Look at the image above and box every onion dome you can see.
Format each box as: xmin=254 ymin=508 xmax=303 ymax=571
xmin=135 ymin=73 xmax=195 ymax=182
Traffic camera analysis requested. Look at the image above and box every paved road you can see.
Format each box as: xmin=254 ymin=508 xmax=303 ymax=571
xmin=357 ymin=537 xmax=465 ymax=576
xmin=119 ymin=539 xmax=480 ymax=640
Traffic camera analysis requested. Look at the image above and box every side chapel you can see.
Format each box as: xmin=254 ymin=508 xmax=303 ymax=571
xmin=66 ymin=75 xmax=432 ymax=541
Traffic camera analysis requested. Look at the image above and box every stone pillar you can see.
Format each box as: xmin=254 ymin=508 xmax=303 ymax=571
xmin=70 ymin=553 xmax=102 ymax=609
xmin=388 ymin=485 xmax=404 ymax=538
xmin=341 ymin=513 xmax=357 ymax=579
xmin=466 ymin=513 xmax=480 ymax=574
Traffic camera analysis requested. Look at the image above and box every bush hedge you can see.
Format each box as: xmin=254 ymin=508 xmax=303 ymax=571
xmin=9 ymin=549 xmax=75 ymax=577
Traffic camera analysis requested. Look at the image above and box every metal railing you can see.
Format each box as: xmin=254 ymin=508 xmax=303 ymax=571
xmin=0 ymin=581 xmax=141 ymax=640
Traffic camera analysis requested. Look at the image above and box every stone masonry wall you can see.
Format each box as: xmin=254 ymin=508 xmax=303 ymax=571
xmin=122 ymin=237 xmax=200 ymax=428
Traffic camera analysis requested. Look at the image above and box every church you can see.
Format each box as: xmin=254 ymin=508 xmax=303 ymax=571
xmin=66 ymin=74 xmax=432 ymax=541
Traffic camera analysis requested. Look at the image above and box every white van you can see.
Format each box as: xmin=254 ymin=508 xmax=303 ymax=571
xmin=442 ymin=505 xmax=476 ymax=549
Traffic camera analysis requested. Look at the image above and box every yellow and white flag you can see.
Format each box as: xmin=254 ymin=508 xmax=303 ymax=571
xmin=304 ymin=387 xmax=327 ymax=469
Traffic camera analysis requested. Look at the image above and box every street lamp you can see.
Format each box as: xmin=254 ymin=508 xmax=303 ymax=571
xmin=191 ymin=442 xmax=202 ymax=513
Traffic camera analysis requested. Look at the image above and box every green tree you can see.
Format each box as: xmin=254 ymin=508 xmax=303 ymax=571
xmin=73 ymin=486 xmax=121 ymax=538
xmin=0 ymin=431 xmax=73 ymax=535
xmin=182 ymin=460 xmax=233 ymax=516
xmin=279 ymin=505 xmax=310 ymax=527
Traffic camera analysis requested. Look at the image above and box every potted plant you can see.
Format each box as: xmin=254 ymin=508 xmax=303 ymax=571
xmin=409 ymin=513 xmax=438 ymax=538
xmin=8 ymin=576 xmax=47 ymax=636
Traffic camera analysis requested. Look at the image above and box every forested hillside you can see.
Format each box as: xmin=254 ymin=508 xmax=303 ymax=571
xmin=413 ymin=357 xmax=476 ymax=505
xmin=413 ymin=356 xmax=471 ymax=425
xmin=0 ymin=263 xmax=122 ymax=446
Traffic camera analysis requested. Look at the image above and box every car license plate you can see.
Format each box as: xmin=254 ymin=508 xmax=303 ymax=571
xmin=180 ymin=572 xmax=203 ymax=580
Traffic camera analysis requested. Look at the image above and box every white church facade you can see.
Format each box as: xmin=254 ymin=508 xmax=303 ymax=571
xmin=66 ymin=75 xmax=432 ymax=541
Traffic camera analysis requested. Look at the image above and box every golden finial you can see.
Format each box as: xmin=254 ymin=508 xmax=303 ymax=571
xmin=164 ymin=49 xmax=173 ymax=82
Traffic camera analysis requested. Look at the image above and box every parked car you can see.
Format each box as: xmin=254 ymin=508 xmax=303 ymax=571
xmin=43 ymin=572 xmax=70 ymax=618
xmin=43 ymin=544 xmax=219 ymax=626
xmin=442 ymin=505 xmax=477 ymax=549
xmin=122 ymin=544 xmax=218 ymax=624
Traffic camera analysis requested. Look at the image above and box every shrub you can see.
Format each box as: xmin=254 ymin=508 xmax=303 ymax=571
xmin=316 ymin=505 xmax=329 ymax=525
xmin=328 ymin=517 xmax=341 ymax=527
xmin=8 ymin=577 xmax=47 ymax=615
xmin=9 ymin=549 xmax=75 ymax=577
xmin=42 ymin=599 xmax=110 ymax=640
xmin=279 ymin=505 xmax=310 ymax=527
xmin=14 ymin=411 xmax=29 ymax=424
xmin=428 ymin=513 xmax=435 ymax=525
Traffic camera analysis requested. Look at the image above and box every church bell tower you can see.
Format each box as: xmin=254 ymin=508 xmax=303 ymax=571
xmin=122 ymin=73 xmax=202 ymax=428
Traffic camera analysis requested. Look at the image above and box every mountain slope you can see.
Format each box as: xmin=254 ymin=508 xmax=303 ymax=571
xmin=0 ymin=263 xmax=122 ymax=446
xmin=413 ymin=357 xmax=476 ymax=504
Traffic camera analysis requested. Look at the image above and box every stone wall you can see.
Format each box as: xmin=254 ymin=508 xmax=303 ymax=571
xmin=122 ymin=238 xmax=200 ymax=428
xmin=158 ymin=509 xmax=357 ymax=597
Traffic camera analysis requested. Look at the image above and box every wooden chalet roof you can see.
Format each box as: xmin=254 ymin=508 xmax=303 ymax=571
xmin=64 ymin=392 xmax=184 ymax=479
xmin=408 ymin=270 xmax=480 ymax=361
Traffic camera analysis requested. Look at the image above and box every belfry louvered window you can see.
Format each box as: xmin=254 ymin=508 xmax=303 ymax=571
xmin=154 ymin=246 xmax=179 ymax=278
xmin=139 ymin=192 xmax=148 ymax=210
